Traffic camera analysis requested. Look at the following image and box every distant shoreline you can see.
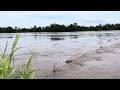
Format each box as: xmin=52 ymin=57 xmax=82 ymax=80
xmin=0 ymin=29 xmax=120 ymax=33
xmin=1 ymin=23 xmax=120 ymax=33
xmin=33 ymin=30 xmax=120 ymax=33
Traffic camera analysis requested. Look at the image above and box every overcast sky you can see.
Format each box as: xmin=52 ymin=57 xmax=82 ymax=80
xmin=0 ymin=11 xmax=120 ymax=28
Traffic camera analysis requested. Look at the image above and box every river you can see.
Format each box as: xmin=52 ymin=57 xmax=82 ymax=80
xmin=0 ymin=30 xmax=120 ymax=78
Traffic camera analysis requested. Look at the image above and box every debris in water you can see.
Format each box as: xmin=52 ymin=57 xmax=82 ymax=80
xmin=65 ymin=60 xmax=73 ymax=64
xmin=53 ymin=63 xmax=57 ymax=73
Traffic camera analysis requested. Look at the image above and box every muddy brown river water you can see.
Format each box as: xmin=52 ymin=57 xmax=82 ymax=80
xmin=1 ymin=30 xmax=120 ymax=79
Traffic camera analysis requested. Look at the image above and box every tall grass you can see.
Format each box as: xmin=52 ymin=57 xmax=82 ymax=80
xmin=17 ymin=50 xmax=36 ymax=79
xmin=0 ymin=34 xmax=36 ymax=79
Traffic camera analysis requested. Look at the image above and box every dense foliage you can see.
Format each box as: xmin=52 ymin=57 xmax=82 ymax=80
xmin=1 ymin=23 xmax=120 ymax=33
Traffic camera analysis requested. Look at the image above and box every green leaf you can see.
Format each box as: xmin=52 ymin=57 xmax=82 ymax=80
xmin=26 ymin=70 xmax=36 ymax=79
xmin=26 ymin=53 xmax=33 ymax=72
xmin=12 ymin=34 xmax=20 ymax=51
xmin=8 ymin=68 xmax=17 ymax=78
xmin=2 ymin=41 xmax=8 ymax=58
xmin=7 ymin=47 xmax=22 ymax=66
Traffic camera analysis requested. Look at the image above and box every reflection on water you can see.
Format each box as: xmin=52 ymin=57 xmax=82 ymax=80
xmin=7 ymin=36 xmax=13 ymax=38
xmin=33 ymin=35 xmax=38 ymax=39
xmin=32 ymin=33 xmax=79 ymax=40
xmin=0 ymin=36 xmax=14 ymax=39
xmin=50 ymin=37 xmax=65 ymax=41
xmin=70 ymin=36 xmax=78 ymax=39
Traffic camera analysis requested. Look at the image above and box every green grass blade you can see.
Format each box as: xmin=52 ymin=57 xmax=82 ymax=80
xmin=31 ymin=70 xmax=35 ymax=79
xmin=17 ymin=69 xmax=24 ymax=76
xmin=12 ymin=34 xmax=20 ymax=51
xmin=0 ymin=56 xmax=9 ymax=79
xmin=26 ymin=70 xmax=36 ymax=79
xmin=2 ymin=41 xmax=8 ymax=58
xmin=26 ymin=53 xmax=33 ymax=72
xmin=0 ymin=69 xmax=2 ymax=75
xmin=8 ymin=68 xmax=17 ymax=78
xmin=7 ymin=47 xmax=22 ymax=66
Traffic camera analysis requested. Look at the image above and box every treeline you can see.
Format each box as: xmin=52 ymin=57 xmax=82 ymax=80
xmin=1 ymin=23 xmax=120 ymax=33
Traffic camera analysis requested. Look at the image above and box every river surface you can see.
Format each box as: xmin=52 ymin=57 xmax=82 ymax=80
xmin=0 ymin=31 xmax=120 ymax=78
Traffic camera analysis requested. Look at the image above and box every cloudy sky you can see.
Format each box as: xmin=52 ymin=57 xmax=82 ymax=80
xmin=0 ymin=11 xmax=120 ymax=28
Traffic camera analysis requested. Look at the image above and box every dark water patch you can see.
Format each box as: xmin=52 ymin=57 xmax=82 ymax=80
xmin=32 ymin=35 xmax=42 ymax=37
xmin=32 ymin=34 xmax=45 ymax=39
xmin=44 ymin=34 xmax=79 ymax=37
xmin=70 ymin=36 xmax=78 ymax=39
xmin=96 ymin=33 xmax=119 ymax=37
xmin=0 ymin=36 xmax=14 ymax=39
xmin=50 ymin=37 xmax=65 ymax=41
xmin=8 ymin=36 xmax=14 ymax=38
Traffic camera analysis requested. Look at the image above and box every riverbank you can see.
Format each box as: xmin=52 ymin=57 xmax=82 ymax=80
xmin=36 ymin=41 xmax=120 ymax=79
xmin=1 ymin=23 xmax=120 ymax=33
